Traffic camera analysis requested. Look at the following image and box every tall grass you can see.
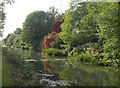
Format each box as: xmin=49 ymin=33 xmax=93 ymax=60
xmin=2 ymin=47 xmax=23 ymax=86
xmin=2 ymin=47 xmax=40 ymax=86
xmin=0 ymin=48 xmax=2 ymax=87
xmin=2 ymin=56 xmax=13 ymax=86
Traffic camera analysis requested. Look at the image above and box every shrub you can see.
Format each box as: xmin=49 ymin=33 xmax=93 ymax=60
xmin=42 ymin=48 xmax=67 ymax=56
xmin=70 ymin=47 xmax=100 ymax=63
xmin=2 ymin=47 xmax=24 ymax=66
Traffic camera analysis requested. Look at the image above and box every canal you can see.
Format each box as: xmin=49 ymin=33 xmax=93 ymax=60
xmin=24 ymin=51 xmax=119 ymax=87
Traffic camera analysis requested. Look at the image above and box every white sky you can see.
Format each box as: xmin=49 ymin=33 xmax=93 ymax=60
xmin=3 ymin=0 xmax=70 ymax=38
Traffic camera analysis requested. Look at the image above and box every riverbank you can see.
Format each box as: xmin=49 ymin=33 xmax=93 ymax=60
xmin=2 ymin=47 xmax=41 ymax=86
xmin=2 ymin=47 xmax=119 ymax=86
xmin=2 ymin=56 xmax=13 ymax=86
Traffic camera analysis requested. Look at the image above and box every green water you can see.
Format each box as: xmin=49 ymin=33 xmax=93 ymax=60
xmin=25 ymin=51 xmax=120 ymax=86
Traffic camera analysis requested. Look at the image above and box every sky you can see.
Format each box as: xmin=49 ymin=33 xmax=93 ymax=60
xmin=3 ymin=0 xmax=71 ymax=38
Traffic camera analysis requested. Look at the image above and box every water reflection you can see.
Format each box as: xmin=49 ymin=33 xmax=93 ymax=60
xmin=59 ymin=61 xmax=119 ymax=86
xmin=37 ymin=59 xmax=70 ymax=86
xmin=24 ymin=51 xmax=119 ymax=86
xmin=42 ymin=59 xmax=56 ymax=74
xmin=38 ymin=58 xmax=118 ymax=86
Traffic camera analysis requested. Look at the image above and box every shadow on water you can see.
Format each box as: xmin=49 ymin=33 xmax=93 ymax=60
xmin=24 ymin=51 xmax=119 ymax=87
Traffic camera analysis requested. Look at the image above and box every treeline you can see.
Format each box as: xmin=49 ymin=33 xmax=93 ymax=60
xmin=3 ymin=2 xmax=120 ymax=66
xmin=3 ymin=7 xmax=59 ymax=50
xmin=46 ymin=2 xmax=120 ymax=66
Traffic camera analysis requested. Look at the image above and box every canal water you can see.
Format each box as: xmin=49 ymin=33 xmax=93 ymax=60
xmin=24 ymin=51 xmax=119 ymax=87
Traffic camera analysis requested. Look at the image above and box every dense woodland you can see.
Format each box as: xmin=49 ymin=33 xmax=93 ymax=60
xmin=1 ymin=0 xmax=120 ymax=86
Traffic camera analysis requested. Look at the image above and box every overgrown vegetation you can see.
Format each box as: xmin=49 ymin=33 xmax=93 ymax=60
xmin=42 ymin=48 xmax=67 ymax=56
xmin=3 ymin=7 xmax=58 ymax=51
xmin=2 ymin=3 xmax=120 ymax=86
xmin=2 ymin=47 xmax=40 ymax=86
xmin=58 ymin=2 xmax=119 ymax=66
xmin=2 ymin=56 xmax=13 ymax=86
xmin=1 ymin=1 xmax=120 ymax=87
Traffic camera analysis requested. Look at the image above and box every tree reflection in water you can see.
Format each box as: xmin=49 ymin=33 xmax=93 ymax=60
xmin=24 ymin=50 xmax=119 ymax=86
xmin=43 ymin=59 xmax=57 ymax=75
xmin=58 ymin=61 xmax=119 ymax=86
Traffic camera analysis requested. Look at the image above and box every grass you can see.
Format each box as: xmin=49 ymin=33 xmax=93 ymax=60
xmin=2 ymin=47 xmax=41 ymax=86
xmin=2 ymin=56 xmax=13 ymax=86
xmin=0 ymin=54 xmax=2 ymax=87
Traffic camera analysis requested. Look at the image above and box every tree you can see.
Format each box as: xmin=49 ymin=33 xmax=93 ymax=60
xmin=0 ymin=2 xmax=5 ymax=37
xmin=14 ymin=28 xmax=22 ymax=35
xmin=0 ymin=0 xmax=14 ymax=37
xmin=3 ymin=28 xmax=31 ymax=49
xmin=5 ymin=33 xmax=16 ymax=46
xmin=59 ymin=2 xmax=98 ymax=53
xmin=96 ymin=2 xmax=119 ymax=61
xmin=4 ymin=0 xmax=15 ymax=4
xmin=20 ymin=11 xmax=55 ymax=50
xmin=59 ymin=1 xmax=119 ymax=65
xmin=48 ymin=7 xmax=58 ymax=18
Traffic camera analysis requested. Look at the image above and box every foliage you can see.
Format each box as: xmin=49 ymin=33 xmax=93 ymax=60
xmin=96 ymin=2 xmax=119 ymax=60
xmin=2 ymin=47 xmax=24 ymax=86
xmin=22 ymin=62 xmax=36 ymax=86
xmin=20 ymin=10 xmax=56 ymax=50
xmin=59 ymin=2 xmax=98 ymax=54
xmin=42 ymin=48 xmax=67 ymax=56
xmin=57 ymin=2 xmax=120 ymax=66
xmin=50 ymin=36 xmax=64 ymax=49
xmin=0 ymin=2 xmax=5 ymax=37
xmin=2 ymin=56 xmax=13 ymax=86
xmin=2 ymin=1 xmax=120 ymax=66
xmin=59 ymin=60 xmax=119 ymax=86
xmin=4 ymin=33 xmax=16 ymax=46
xmin=0 ymin=0 xmax=14 ymax=37
xmin=3 ymin=28 xmax=32 ymax=50
xmin=2 ymin=47 xmax=24 ymax=66
xmin=2 ymin=47 xmax=40 ymax=86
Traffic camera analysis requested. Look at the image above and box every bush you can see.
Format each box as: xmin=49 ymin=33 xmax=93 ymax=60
xmin=2 ymin=47 xmax=40 ymax=86
xmin=2 ymin=47 xmax=24 ymax=66
xmin=42 ymin=48 xmax=67 ymax=56
xmin=50 ymin=37 xmax=64 ymax=49
xmin=70 ymin=47 xmax=100 ymax=63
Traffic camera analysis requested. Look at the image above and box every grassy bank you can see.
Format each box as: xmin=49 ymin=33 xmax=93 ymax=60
xmin=2 ymin=56 xmax=13 ymax=86
xmin=0 ymin=52 xmax=2 ymax=87
xmin=2 ymin=47 xmax=41 ymax=86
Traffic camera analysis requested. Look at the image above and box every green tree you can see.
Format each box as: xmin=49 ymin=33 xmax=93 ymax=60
xmin=48 ymin=7 xmax=58 ymax=18
xmin=59 ymin=1 xmax=119 ymax=65
xmin=96 ymin=2 xmax=119 ymax=62
xmin=20 ymin=11 xmax=55 ymax=50
xmin=5 ymin=33 xmax=16 ymax=47
xmin=14 ymin=28 xmax=22 ymax=35
xmin=3 ymin=28 xmax=24 ymax=48
xmin=0 ymin=0 xmax=14 ymax=37
xmin=0 ymin=2 xmax=5 ymax=37
xmin=59 ymin=2 xmax=98 ymax=54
